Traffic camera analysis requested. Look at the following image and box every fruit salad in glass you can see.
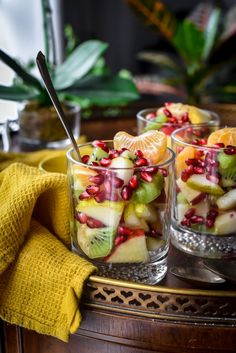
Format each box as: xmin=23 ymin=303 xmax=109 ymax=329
xmin=67 ymin=130 xmax=175 ymax=283
xmin=171 ymin=126 xmax=236 ymax=259
xmin=137 ymin=102 xmax=220 ymax=146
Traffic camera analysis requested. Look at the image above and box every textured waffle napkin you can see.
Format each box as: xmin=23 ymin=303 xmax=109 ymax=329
xmin=0 ymin=145 xmax=96 ymax=342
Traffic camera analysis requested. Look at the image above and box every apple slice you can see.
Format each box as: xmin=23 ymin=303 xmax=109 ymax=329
xmin=214 ymin=211 xmax=236 ymax=235
xmin=176 ymin=178 xmax=202 ymax=203
xmin=123 ymin=203 xmax=149 ymax=231
xmin=187 ymin=174 xmax=224 ymax=196
xmin=110 ymin=156 xmax=134 ymax=185
xmin=146 ymin=237 xmax=165 ymax=251
xmin=77 ymin=199 xmax=124 ymax=228
xmin=105 ymin=233 xmax=150 ymax=263
xmin=216 ymin=189 xmax=236 ymax=210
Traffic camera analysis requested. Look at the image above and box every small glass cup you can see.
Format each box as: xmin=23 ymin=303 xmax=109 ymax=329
xmin=18 ymin=101 xmax=80 ymax=148
xmin=171 ymin=125 xmax=236 ymax=259
xmin=67 ymin=141 xmax=175 ymax=284
xmin=137 ymin=107 xmax=220 ymax=147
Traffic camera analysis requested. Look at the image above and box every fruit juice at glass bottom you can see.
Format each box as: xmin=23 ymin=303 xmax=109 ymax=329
xmin=67 ymin=140 xmax=175 ymax=284
xmin=171 ymin=126 xmax=236 ymax=259
xmin=136 ymin=103 xmax=220 ymax=147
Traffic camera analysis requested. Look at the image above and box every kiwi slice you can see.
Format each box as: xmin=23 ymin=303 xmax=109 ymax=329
xmin=144 ymin=114 xmax=167 ymax=132
xmin=77 ymin=224 xmax=115 ymax=259
xmin=133 ymin=172 xmax=164 ymax=204
xmin=218 ymin=152 xmax=236 ymax=187
xmin=88 ymin=147 xmax=108 ymax=164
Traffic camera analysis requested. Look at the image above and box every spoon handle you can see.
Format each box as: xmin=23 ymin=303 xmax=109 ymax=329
xmin=36 ymin=51 xmax=81 ymax=161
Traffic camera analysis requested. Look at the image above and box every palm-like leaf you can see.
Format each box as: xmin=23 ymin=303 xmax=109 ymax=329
xmin=0 ymin=85 xmax=39 ymax=101
xmin=137 ymin=51 xmax=183 ymax=73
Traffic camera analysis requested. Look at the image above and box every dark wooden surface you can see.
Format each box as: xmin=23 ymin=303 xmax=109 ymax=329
xmin=1 ymin=102 xmax=236 ymax=352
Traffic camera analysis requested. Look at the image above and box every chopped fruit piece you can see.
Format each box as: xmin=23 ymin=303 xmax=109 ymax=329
xmin=146 ymin=237 xmax=165 ymax=252
xmin=218 ymin=152 xmax=236 ymax=187
xmin=77 ymin=199 xmax=124 ymax=228
xmin=134 ymin=203 xmax=158 ymax=222
xmin=77 ymin=224 xmax=116 ymax=258
xmin=110 ymin=156 xmax=134 ymax=185
xmin=133 ymin=172 xmax=164 ymax=204
xmin=177 ymin=192 xmax=188 ymax=204
xmin=186 ymin=174 xmax=224 ymax=196
xmin=105 ymin=232 xmax=150 ymax=263
xmin=120 ymin=149 xmax=136 ymax=160
xmin=73 ymin=165 xmax=98 ymax=190
xmin=216 ymin=189 xmax=236 ymax=210
xmin=176 ymin=146 xmax=196 ymax=177
xmin=124 ymin=203 xmax=144 ymax=227
xmin=188 ymin=106 xmax=212 ymax=124
xmin=176 ymin=178 xmax=202 ymax=203
xmin=207 ymin=127 xmax=236 ymax=146
xmin=214 ymin=211 xmax=236 ymax=235
xmin=88 ymin=146 xmax=108 ymax=164
xmin=113 ymin=130 xmax=167 ymax=164
xmin=177 ymin=204 xmax=189 ymax=221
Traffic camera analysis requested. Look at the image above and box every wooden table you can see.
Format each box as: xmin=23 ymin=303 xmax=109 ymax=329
xmin=1 ymin=102 xmax=236 ymax=352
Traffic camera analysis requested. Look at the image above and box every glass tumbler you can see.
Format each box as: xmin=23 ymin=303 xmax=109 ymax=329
xmin=171 ymin=125 xmax=236 ymax=259
xmin=137 ymin=107 xmax=220 ymax=147
xmin=67 ymin=141 xmax=175 ymax=284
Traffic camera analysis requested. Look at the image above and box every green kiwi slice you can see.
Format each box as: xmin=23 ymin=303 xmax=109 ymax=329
xmin=143 ymin=114 xmax=167 ymax=132
xmin=218 ymin=152 xmax=236 ymax=187
xmin=88 ymin=147 xmax=108 ymax=164
xmin=133 ymin=172 xmax=164 ymax=204
xmin=77 ymin=224 xmax=116 ymax=259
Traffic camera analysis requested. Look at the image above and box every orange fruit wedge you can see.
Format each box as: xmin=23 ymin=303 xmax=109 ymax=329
xmin=114 ymin=130 xmax=167 ymax=164
xmin=73 ymin=164 xmax=97 ymax=189
xmin=207 ymin=127 xmax=236 ymax=146
xmin=176 ymin=146 xmax=195 ymax=177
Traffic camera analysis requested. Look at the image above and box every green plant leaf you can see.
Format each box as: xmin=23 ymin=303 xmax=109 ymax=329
xmin=125 ymin=0 xmax=178 ymax=40
xmin=53 ymin=40 xmax=108 ymax=90
xmin=219 ymin=4 xmax=236 ymax=44
xmin=62 ymin=75 xmax=140 ymax=107
xmin=202 ymin=8 xmax=221 ymax=61
xmin=172 ymin=19 xmax=205 ymax=68
xmin=0 ymin=85 xmax=39 ymax=101
xmin=137 ymin=51 xmax=183 ymax=73
xmin=0 ymin=49 xmax=42 ymax=92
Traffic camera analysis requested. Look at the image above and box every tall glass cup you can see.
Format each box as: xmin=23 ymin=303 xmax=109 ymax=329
xmin=171 ymin=125 xmax=236 ymax=259
xmin=67 ymin=141 xmax=175 ymax=284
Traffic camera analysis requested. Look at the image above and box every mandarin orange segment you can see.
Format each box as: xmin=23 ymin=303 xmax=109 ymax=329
xmin=176 ymin=146 xmax=195 ymax=177
xmin=73 ymin=165 xmax=97 ymax=188
xmin=207 ymin=127 xmax=236 ymax=146
xmin=114 ymin=130 xmax=167 ymax=164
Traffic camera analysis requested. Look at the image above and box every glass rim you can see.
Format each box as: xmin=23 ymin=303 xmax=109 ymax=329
xmin=66 ymin=140 xmax=175 ymax=170
xmin=136 ymin=107 xmax=220 ymax=124
xmin=171 ymin=124 xmax=232 ymax=151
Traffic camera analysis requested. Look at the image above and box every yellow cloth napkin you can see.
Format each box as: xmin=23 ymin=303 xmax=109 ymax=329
xmin=0 ymin=142 xmax=97 ymax=342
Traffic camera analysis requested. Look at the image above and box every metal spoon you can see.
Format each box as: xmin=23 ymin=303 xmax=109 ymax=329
xmin=170 ymin=266 xmax=226 ymax=286
xmin=36 ymin=51 xmax=81 ymax=161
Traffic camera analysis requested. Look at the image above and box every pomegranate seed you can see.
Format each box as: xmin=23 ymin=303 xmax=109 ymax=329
xmin=184 ymin=208 xmax=196 ymax=219
xmin=89 ymin=174 xmax=104 ymax=185
xmin=135 ymin=157 xmax=148 ymax=167
xmin=195 ymin=150 xmax=204 ymax=159
xmin=150 ymin=229 xmax=162 ymax=237
xmin=86 ymin=185 xmax=99 ymax=195
xmin=200 ymin=138 xmax=207 ymax=145
xmin=140 ymin=171 xmax=153 ymax=182
xmin=197 ymin=160 xmax=205 ymax=168
xmin=145 ymin=167 xmax=159 ymax=174
xmin=186 ymin=127 xmax=193 ymax=133
xmin=118 ymin=226 xmax=132 ymax=236
xmin=121 ymin=185 xmax=132 ymax=200
xmin=190 ymin=215 xmax=204 ymax=224
xmin=168 ymin=117 xmax=178 ymax=124
xmin=165 ymin=102 xmax=172 ymax=107
xmin=193 ymin=166 xmax=205 ymax=174
xmin=135 ymin=149 xmax=144 ymax=157
xmin=192 ymin=139 xmax=200 ymax=145
xmin=207 ymin=209 xmax=218 ymax=220
xmin=213 ymin=143 xmax=225 ymax=149
xmin=113 ymin=176 xmax=124 ymax=188
xmin=181 ymin=170 xmax=190 ymax=182
xmin=192 ymin=129 xmax=202 ymax=137
xmin=109 ymin=150 xmax=120 ymax=159
xmin=224 ymin=146 xmax=236 ymax=155
xmin=160 ymin=126 xmax=175 ymax=135
xmin=186 ymin=158 xmax=198 ymax=166
xmin=207 ymin=160 xmax=219 ymax=168
xmin=76 ymin=212 xmax=88 ymax=224
xmin=86 ymin=217 xmax=104 ymax=228
xmin=181 ymin=218 xmax=191 ymax=227
xmin=186 ymin=165 xmax=194 ymax=174
xmin=94 ymin=191 xmax=106 ymax=203
xmin=191 ymin=192 xmax=206 ymax=205
xmin=115 ymin=235 xmax=127 ymax=246
xmin=82 ymin=155 xmax=89 ymax=164
xmin=92 ymin=140 xmax=109 ymax=152
xmin=100 ymin=157 xmax=111 ymax=167
xmin=163 ymin=108 xmax=172 ymax=117
xmin=206 ymin=219 xmax=214 ymax=228
xmin=103 ymin=180 xmax=112 ymax=194
xmin=159 ymin=168 xmax=168 ymax=177
xmin=206 ymin=174 xmax=219 ymax=184
xmin=129 ymin=175 xmax=139 ymax=189
xmin=181 ymin=112 xmax=189 ymax=123
xmin=92 ymin=161 xmax=99 ymax=166
xmin=79 ymin=191 xmax=91 ymax=200
xmin=146 ymin=113 xmax=156 ymax=120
